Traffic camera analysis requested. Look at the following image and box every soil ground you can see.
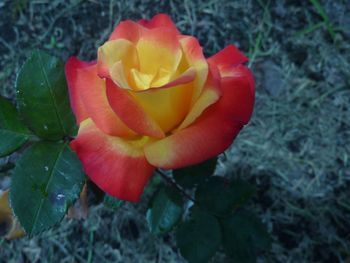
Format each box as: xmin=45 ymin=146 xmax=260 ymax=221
xmin=0 ymin=0 xmax=349 ymax=262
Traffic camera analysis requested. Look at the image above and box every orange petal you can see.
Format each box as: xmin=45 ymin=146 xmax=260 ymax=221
xmin=179 ymin=36 xmax=208 ymax=103
xmin=109 ymin=20 xmax=143 ymax=42
xmin=176 ymin=64 xmax=221 ymax=130
xmin=106 ymin=79 xmax=165 ymax=138
xmin=70 ymin=119 xmax=155 ymax=202
xmin=208 ymin=44 xmax=249 ymax=78
xmin=65 ymin=57 xmax=90 ymax=124
xmin=144 ymin=66 xmax=254 ymax=169
xmin=76 ymin=63 xmax=135 ymax=137
xmin=138 ymin=14 xmax=180 ymax=34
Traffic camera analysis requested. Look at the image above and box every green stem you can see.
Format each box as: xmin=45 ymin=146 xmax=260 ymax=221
xmin=156 ymin=169 xmax=197 ymax=204
xmin=87 ymin=231 xmax=94 ymax=263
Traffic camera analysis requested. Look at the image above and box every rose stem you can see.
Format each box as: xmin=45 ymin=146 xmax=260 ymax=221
xmin=156 ymin=169 xmax=197 ymax=204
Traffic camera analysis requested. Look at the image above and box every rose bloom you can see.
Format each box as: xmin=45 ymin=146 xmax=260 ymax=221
xmin=66 ymin=14 xmax=254 ymax=202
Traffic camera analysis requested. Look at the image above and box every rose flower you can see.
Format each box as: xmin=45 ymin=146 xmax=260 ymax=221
xmin=65 ymin=14 xmax=254 ymax=202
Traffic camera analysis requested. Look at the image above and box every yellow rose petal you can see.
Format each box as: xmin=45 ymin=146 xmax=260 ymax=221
xmin=130 ymin=68 xmax=155 ymax=90
xmin=151 ymin=68 xmax=171 ymax=87
xmin=136 ymin=27 xmax=181 ymax=77
xmin=97 ymin=39 xmax=139 ymax=78
xmin=133 ymin=82 xmax=193 ymax=133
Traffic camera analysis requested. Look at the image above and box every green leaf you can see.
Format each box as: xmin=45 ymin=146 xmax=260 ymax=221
xmin=0 ymin=96 xmax=31 ymax=157
xmin=16 ymin=50 xmax=76 ymax=140
xmin=10 ymin=141 xmax=85 ymax=236
xmin=220 ymin=210 xmax=271 ymax=263
xmin=176 ymin=208 xmax=221 ymax=263
xmin=146 ymin=186 xmax=183 ymax=235
xmin=195 ymin=176 xmax=255 ymax=217
xmin=144 ymin=173 xmax=162 ymax=196
xmin=0 ymin=130 xmax=28 ymax=158
xmin=103 ymin=194 xmax=124 ymax=210
xmin=173 ymin=157 xmax=217 ymax=189
xmin=0 ymin=97 xmax=29 ymax=133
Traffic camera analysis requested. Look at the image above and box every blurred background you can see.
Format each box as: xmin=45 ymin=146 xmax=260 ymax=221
xmin=0 ymin=0 xmax=349 ymax=262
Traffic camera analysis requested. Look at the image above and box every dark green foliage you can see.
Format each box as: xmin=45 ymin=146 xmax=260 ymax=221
xmin=0 ymin=96 xmax=31 ymax=157
xmin=16 ymin=50 xmax=76 ymax=140
xmin=173 ymin=157 xmax=217 ymax=188
xmin=195 ymin=176 xmax=255 ymax=217
xmin=147 ymin=186 xmax=183 ymax=235
xmin=176 ymin=208 xmax=222 ymax=263
xmin=220 ymin=210 xmax=271 ymax=263
xmin=10 ymin=142 xmax=85 ymax=236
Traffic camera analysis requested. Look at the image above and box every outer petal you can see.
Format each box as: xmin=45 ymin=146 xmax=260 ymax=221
xmin=221 ymin=64 xmax=255 ymax=96
xmin=65 ymin=57 xmax=90 ymax=124
xmin=106 ymin=79 xmax=165 ymax=138
xmin=138 ymin=14 xmax=180 ymax=34
xmin=109 ymin=20 xmax=143 ymax=42
xmin=208 ymin=45 xmax=249 ymax=78
xmin=179 ymin=36 xmax=208 ymax=103
xmin=70 ymin=119 xmax=155 ymax=202
xmin=144 ymin=66 xmax=255 ymax=169
xmin=75 ymin=63 xmax=135 ymax=137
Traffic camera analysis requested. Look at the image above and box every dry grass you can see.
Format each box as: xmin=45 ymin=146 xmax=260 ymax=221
xmin=0 ymin=0 xmax=349 ymax=262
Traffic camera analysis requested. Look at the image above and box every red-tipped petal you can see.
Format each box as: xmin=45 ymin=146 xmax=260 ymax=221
xmin=106 ymin=79 xmax=165 ymax=138
xmin=138 ymin=14 xmax=180 ymax=34
xmin=208 ymin=45 xmax=249 ymax=78
xmin=65 ymin=57 xmax=91 ymax=124
xmin=75 ymin=63 xmax=135 ymax=137
xmin=70 ymin=119 xmax=155 ymax=202
xmin=144 ymin=66 xmax=255 ymax=169
xmin=109 ymin=20 xmax=143 ymax=42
